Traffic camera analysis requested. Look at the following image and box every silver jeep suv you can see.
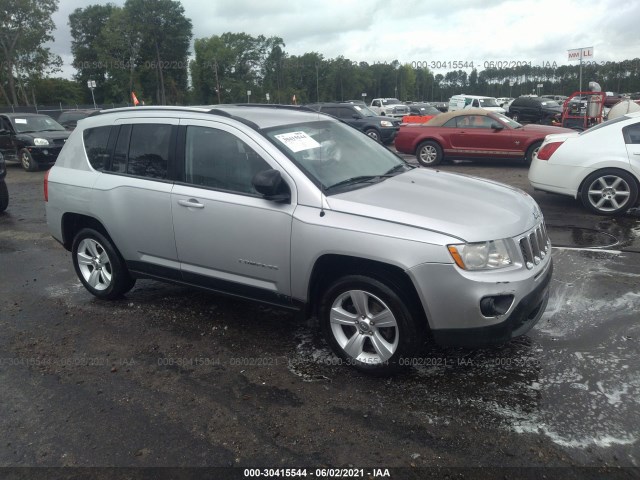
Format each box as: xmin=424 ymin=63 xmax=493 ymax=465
xmin=45 ymin=105 xmax=552 ymax=373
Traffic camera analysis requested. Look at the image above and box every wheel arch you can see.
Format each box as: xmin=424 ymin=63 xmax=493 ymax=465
xmin=306 ymin=254 xmax=427 ymax=329
xmin=577 ymin=167 xmax=640 ymax=196
xmin=413 ymin=136 xmax=443 ymax=155
xmin=61 ymin=213 xmax=112 ymax=251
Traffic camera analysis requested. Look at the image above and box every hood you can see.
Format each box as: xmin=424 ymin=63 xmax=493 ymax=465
xmin=18 ymin=130 xmax=70 ymax=141
xmin=327 ymin=168 xmax=540 ymax=242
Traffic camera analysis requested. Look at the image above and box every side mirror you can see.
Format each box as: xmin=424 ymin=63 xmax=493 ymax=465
xmin=252 ymin=169 xmax=290 ymax=203
xmin=491 ymin=123 xmax=504 ymax=130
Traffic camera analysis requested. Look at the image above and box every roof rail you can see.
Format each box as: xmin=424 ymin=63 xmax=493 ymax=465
xmin=229 ymin=103 xmax=315 ymax=113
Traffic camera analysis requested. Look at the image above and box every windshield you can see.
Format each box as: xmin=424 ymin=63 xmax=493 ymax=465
xmin=264 ymin=120 xmax=409 ymax=193
xmin=381 ymin=98 xmax=402 ymax=105
xmin=11 ymin=115 xmax=66 ymax=133
xmin=478 ymin=98 xmax=499 ymax=108
xmin=414 ymin=105 xmax=440 ymax=115
xmin=493 ymin=112 xmax=522 ymax=128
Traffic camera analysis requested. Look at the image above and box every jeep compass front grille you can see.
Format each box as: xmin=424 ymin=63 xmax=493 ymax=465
xmin=519 ymin=223 xmax=550 ymax=269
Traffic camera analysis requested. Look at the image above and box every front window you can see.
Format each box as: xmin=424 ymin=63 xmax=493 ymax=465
xmin=264 ymin=120 xmax=410 ymax=193
xmin=11 ymin=115 xmax=66 ymax=133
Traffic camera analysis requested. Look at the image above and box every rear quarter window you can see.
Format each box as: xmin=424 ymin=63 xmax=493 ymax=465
xmin=83 ymin=126 xmax=112 ymax=171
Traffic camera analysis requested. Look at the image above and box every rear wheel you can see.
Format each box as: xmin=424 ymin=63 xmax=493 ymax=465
xmin=580 ymin=169 xmax=638 ymax=215
xmin=525 ymin=141 xmax=542 ymax=166
xmin=0 ymin=181 xmax=8 ymax=213
xmin=72 ymin=228 xmax=136 ymax=299
xmin=415 ymin=140 xmax=443 ymax=166
xmin=20 ymin=149 xmax=38 ymax=172
xmin=320 ymin=275 xmax=421 ymax=374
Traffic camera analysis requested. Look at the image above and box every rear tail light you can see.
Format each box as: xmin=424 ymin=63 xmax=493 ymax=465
xmin=44 ymin=169 xmax=49 ymax=202
xmin=536 ymin=141 xmax=564 ymax=161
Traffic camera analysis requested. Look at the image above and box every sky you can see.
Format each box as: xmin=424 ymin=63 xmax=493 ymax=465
xmin=49 ymin=0 xmax=640 ymax=79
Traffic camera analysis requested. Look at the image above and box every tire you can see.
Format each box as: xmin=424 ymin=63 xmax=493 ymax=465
xmin=580 ymin=169 xmax=639 ymax=216
xmin=415 ymin=140 xmax=443 ymax=166
xmin=364 ymin=128 xmax=381 ymax=142
xmin=0 ymin=181 xmax=8 ymax=213
xmin=19 ymin=149 xmax=38 ymax=172
xmin=525 ymin=141 xmax=542 ymax=166
xmin=319 ymin=274 xmax=421 ymax=374
xmin=72 ymin=228 xmax=136 ymax=299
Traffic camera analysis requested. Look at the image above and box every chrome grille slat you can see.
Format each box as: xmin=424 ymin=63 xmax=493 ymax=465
xmin=519 ymin=222 xmax=550 ymax=269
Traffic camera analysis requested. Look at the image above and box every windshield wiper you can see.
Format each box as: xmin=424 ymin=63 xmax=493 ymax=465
xmin=325 ymin=175 xmax=381 ymax=192
xmin=383 ymin=163 xmax=413 ymax=176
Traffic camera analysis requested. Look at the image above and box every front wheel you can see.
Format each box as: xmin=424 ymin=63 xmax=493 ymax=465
xmin=580 ymin=169 xmax=639 ymax=215
xmin=364 ymin=128 xmax=381 ymax=142
xmin=72 ymin=228 xmax=136 ymax=299
xmin=416 ymin=140 xmax=443 ymax=166
xmin=20 ymin=149 xmax=38 ymax=172
xmin=319 ymin=275 xmax=421 ymax=374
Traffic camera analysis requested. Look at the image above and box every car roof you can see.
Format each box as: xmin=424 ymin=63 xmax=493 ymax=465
xmin=2 ymin=113 xmax=53 ymax=118
xmin=88 ymin=105 xmax=326 ymax=130
xmin=424 ymin=108 xmax=493 ymax=126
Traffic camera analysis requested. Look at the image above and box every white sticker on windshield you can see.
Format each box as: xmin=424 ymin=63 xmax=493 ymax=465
xmin=354 ymin=106 xmax=362 ymax=111
xmin=274 ymin=131 xmax=321 ymax=153
xmin=15 ymin=119 xmax=27 ymax=124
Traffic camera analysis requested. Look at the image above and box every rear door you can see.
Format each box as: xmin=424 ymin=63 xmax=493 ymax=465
xmin=171 ymin=119 xmax=295 ymax=303
xmin=90 ymin=119 xmax=180 ymax=277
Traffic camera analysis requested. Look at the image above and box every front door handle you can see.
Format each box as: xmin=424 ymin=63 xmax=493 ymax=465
xmin=177 ymin=199 xmax=205 ymax=209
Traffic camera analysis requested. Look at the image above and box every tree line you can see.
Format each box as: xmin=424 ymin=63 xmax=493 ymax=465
xmin=1 ymin=0 xmax=639 ymax=107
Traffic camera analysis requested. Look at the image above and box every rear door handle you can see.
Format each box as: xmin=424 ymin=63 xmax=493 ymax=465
xmin=177 ymin=199 xmax=205 ymax=209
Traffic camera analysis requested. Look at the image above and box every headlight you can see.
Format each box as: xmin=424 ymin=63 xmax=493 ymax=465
xmin=34 ymin=138 xmax=50 ymax=146
xmin=447 ymin=240 xmax=512 ymax=270
xmin=380 ymin=120 xmax=393 ymax=127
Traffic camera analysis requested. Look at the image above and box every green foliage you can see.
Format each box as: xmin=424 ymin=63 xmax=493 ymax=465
xmin=69 ymin=0 xmax=192 ymax=106
xmin=32 ymin=77 xmax=83 ymax=104
xmin=0 ymin=0 xmax=62 ymax=105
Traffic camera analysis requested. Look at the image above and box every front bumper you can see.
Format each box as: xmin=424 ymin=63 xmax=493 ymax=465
xmin=27 ymin=146 xmax=63 ymax=164
xmin=431 ymin=260 xmax=552 ymax=346
xmin=380 ymin=127 xmax=399 ymax=143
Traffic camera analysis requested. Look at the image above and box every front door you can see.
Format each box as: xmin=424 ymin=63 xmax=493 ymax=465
xmin=171 ymin=120 xmax=295 ymax=304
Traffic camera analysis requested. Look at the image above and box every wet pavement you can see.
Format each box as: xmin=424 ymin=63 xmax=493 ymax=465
xmin=1 ymin=161 xmax=639 ymax=477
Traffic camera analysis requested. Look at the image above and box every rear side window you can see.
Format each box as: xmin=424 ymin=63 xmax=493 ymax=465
xmin=109 ymin=124 xmax=172 ymax=179
xmin=622 ymin=122 xmax=640 ymax=144
xmin=83 ymin=126 xmax=112 ymax=171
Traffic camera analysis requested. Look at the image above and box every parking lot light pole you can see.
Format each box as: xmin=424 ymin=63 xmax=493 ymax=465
xmin=87 ymin=80 xmax=97 ymax=109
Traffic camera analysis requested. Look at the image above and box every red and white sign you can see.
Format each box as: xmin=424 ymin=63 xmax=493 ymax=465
xmin=568 ymin=47 xmax=594 ymax=61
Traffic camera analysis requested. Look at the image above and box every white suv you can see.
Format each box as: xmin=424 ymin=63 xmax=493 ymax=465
xmin=45 ymin=105 xmax=552 ymax=373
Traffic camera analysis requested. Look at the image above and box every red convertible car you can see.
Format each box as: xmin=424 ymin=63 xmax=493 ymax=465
xmin=394 ymin=108 xmax=573 ymax=166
